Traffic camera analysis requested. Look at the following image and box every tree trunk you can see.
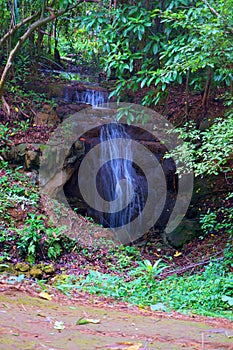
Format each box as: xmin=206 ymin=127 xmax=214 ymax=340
xmin=185 ymin=68 xmax=190 ymax=119
xmin=0 ymin=13 xmax=59 ymax=99
xmin=0 ymin=0 xmax=100 ymax=100
xmin=202 ymin=68 xmax=212 ymax=109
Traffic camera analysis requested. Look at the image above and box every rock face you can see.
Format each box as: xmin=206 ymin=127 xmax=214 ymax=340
xmin=27 ymin=106 xmax=201 ymax=248
xmin=56 ymin=102 xmax=89 ymax=121
xmin=34 ymin=104 xmax=59 ymax=126
xmin=164 ymin=218 xmax=201 ymax=248
xmin=63 ymin=83 xmax=109 ymax=108
xmin=1 ymin=143 xmax=41 ymax=170
xmin=4 ymin=95 xmax=209 ymax=247
xmin=59 ymin=110 xmax=180 ymax=245
xmin=27 ymin=80 xmax=110 ymax=108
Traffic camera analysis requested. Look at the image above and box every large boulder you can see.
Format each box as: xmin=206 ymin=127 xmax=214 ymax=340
xmin=165 ymin=217 xmax=202 ymax=248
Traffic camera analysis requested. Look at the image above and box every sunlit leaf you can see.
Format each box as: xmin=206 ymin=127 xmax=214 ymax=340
xmin=76 ymin=317 xmax=101 ymax=325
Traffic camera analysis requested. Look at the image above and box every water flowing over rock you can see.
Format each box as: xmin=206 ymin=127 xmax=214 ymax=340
xmin=63 ymin=118 xmax=178 ymax=242
xmin=94 ymin=123 xmax=146 ymax=228
xmin=64 ymin=84 xmax=109 ymax=108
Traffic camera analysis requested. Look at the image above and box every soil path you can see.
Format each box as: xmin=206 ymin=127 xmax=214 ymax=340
xmin=0 ymin=290 xmax=232 ymax=350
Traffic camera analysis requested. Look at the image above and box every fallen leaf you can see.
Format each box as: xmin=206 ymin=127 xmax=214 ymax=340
xmin=174 ymin=251 xmax=182 ymax=257
xmin=105 ymin=342 xmax=142 ymax=350
xmin=54 ymin=321 xmax=65 ymax=331
xmin=76 ymin=317 xmax=101 ymax=325
xmin=126 ymin=344 xmax=142 ymax=350
xmin=154 ymin=252 xmax=160 ymax=257
xmin=39 ymin=292 xmax=52 ymax=301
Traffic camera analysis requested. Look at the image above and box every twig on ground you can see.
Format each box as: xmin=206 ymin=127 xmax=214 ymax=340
xmin=160 ymin=254 xmax=223 ymax=278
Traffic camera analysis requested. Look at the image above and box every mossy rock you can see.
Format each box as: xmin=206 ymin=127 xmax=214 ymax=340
xmin=165 ymin=218 xmax=201 ymax=248
xmin=30 ymin=266 xmax=43 ymax=279
xmin=15 ymin=262 xmax=30 ymax=272
xmin=51 ymin=273 xmax=69 ymax=285
xmin=43 ymin=264 xmax=55 ymax=275
xmin=0 ymin=263 xmax=12 ymax=273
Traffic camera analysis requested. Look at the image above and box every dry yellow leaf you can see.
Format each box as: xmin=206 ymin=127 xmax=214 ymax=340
xmin=174 ymin=251 xmax=182 ymax=257
xmin=38 ymin=292 xmax=52 ymax=301
xmin=126 ymin=344 xmax=142 ymax=350
xmin=106 ymin=342 xmax=142 ymax=350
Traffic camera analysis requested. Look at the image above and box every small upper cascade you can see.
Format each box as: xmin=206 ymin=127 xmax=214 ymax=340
xmin=75 ymin=88 xmax=109 ymax=108
xmin=63 ymin=83 xmax=109 ymax=108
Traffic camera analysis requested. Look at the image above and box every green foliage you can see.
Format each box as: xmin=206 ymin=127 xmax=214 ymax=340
xmin=200 ymin=197 xmax=233 ymax=237
xmin=200 ymin=192 xmax=233 ymax=269
xmin=0 ymin=161 xmax=76 ymax=263
xmin=15 ymin=214 xmax=45 ymax=263
xmin=59 ymin=25 xmax=102 ymax=69
xmin=167 ymin=112 xmax=232 ymax=248
xmin=166 ymin=111 xmax=233 ymax=176
xmin=129 ymin=259 xmax=168 ymax=279
xmin=79 ymin=1 xmax=233 ymax=106
xmin=107 ymin=244 xmax=141 ymax=272
xmin=15 ymin=214 xmax=67 ymax=263
xmin=55 ymin=259 xmax=233 ymax=319
xmin=0 ymin=163 xmax=39 ymax=226
xmin=224 ymin=236 xmax=233 ymax=270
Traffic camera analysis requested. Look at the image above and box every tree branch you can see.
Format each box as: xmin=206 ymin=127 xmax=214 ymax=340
xmin=203 ymin=0 xmax=233 ymax=34
xmin=0 ymin=12 xmax=39 ymax=48
xmin=160 ymin=253 xmax=223 ymax=278
xmin=0 ymin=0 xmax=100 ymax=99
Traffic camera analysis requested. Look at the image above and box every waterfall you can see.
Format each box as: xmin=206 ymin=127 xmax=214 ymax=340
xmin=75 ymin=88 xmax=109 ymax=108
xmin=95 ymin=123 xmax=146 ymax=228
xmin=63 ymin=85 xmax=109 ymax=107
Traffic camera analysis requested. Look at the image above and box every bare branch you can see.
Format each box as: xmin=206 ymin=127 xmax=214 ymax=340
xmin=0 ymin=0 xmax=100 ymax=99
xmin=160 ymin=253 xmax=223 ymax=278
xmin=1 ymin=96 xmax=11 ymax=116
xmin=0 ymin=12 xmax=39 ymax=48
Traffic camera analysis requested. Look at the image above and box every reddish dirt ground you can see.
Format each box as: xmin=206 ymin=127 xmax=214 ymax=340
xmin=0 ymin=288 xmax=233 ymax=350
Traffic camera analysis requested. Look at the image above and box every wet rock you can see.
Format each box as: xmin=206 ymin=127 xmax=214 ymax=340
xmin=64 ymin=83 xmax=109 ymax=107
xmin=1 ymin=143 xmax=24 ymax=164
xmin=25 ymin=150 xmax=40 ymax=170
xmin=56 ymin=103 xmax=89 ymax=121
xmin=47 ymin=83 xmax=65 ymax=98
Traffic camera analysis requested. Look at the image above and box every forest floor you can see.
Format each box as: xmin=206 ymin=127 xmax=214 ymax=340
xmin=0 ymin=287 xmax=233 ymax=350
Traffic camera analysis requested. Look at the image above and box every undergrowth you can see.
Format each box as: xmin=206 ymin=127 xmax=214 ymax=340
xmin=0 ymin=161 xmax=76 ymax=263
xmin=55 ymin=259 xmax=233 ymax=320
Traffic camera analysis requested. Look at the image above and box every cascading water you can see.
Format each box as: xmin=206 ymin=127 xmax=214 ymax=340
xmin=63 ymin=85 xmax=109 ymax=108
xmin=95 ymin=123 xmax=147 ymax=228
xmin=75 ymin=88 xmax=109 ymax=108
